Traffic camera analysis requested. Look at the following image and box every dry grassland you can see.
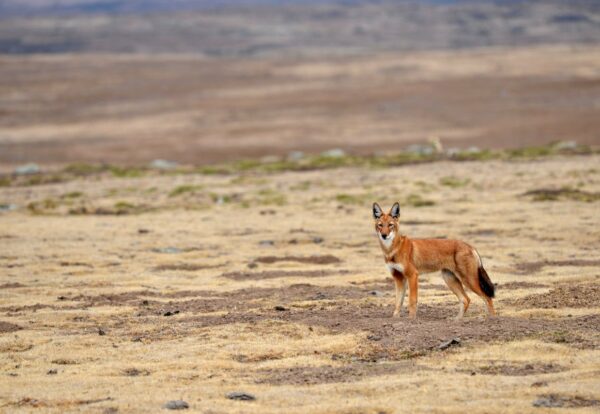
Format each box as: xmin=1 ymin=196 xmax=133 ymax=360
xmin=1 ymin=154 xmax=599 ymax=412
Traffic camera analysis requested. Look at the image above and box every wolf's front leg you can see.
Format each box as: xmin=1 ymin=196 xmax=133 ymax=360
xmin=407 ymin=271 xmax=419 ymax=318
xmin=392 ymin=274 xmax=407 ymax=317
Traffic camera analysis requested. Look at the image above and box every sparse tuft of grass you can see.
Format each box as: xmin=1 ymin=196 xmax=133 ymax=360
xmin=169 ymin=185 xmax=204 ymax=197
xmin=523 ymin=187 xmax=600 ymax=202
xmin=256 ymin=189 xmax=286 ymax=206
xmin=439 ymin=176 xmax=470 ymax=188
xmin=335 ymin=193 xmax=373 ymax=205
xmin=61 ymin=191 xmax=84 ymax=199
xmin=109 ymin=166 xmax=145 ymax=178
xmin=405 ymin=193 xmax=435 ymax=207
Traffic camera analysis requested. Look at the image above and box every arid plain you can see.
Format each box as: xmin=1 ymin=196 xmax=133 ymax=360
xmin=1 ymin=44 xmax=600 ymax=413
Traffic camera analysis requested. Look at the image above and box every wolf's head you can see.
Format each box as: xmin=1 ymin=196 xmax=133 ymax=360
xmin=372 ymin=202 xmax=400 ymax=246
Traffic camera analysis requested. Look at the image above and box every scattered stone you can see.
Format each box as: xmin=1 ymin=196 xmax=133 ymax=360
xmin=0 ymin=204 xmax=17 ymax=212
xmin=531 ymin=381 xmax=548 ymax=388
xmin=47 ymin=369 xmax=58 ymax=375
xmin=98 ymin=328 xmax=106 ymax=336
xmin=150 ymin=159 xmax=178 ymax=170
xmin=163 ymin=310 xmax=180 ymax=317
xmin=153 ymin=247 xmax=182 ymax=254
xmin=287 ymin=151 xmax=305 ymax=161
xmin=247 ymin=262 xmax=258 ymax=269
xmin=533 ymin=395 xmax=564 ymax=408
xmin=57 ymin=296 xmax=67 ymax=301
xmin=367 ymin=335 xmax=381 ymax=341
xmin=259 ymin=240 xmax=275 ymax=247
xmin=368 ymin=290 xmax=384 ymax=297
xmin=141 ymin=300 xmax=149 ymax=306
xmin=405 ymin=144 xmax=433 ymax=156
xmin=259 ymin=209 xmax=276 ymax=215
xmin=438 ymin=338 xmax=461 ymax=350
xmin=552 ymin=140 xmax=578 ymax=151
xmin=123 ymin=368 xmax=150 ymax=376
xmin=226 ymin=392 xmax=256 ymax=401
xmin=274 ymin=305 xmax=287 ymax=311
xmin=320 ymin=148 xmax=346 ymax=158
xmin=14 ymin=163 xmax=40 ymax=175
xmin=312 ymin=236 xmax=324 ymax=244
xmin=138 ymin=228 xmax=150 ymax=234
xmin=163 ymin=400 xmax=189 ymax=410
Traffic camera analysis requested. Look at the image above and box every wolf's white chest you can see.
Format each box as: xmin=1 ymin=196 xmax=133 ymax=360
xmin=386 ymin=262 xmax=404 ymax=275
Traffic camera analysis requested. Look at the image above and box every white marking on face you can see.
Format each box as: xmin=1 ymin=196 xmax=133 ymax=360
xmin=379 ymin=230 xmax=395 ymax=248
xmin=386 ymin=262 xmax=404 ymax=274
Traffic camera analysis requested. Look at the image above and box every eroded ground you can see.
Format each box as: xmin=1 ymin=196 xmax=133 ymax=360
xmin=1 ymin=155 xmax=600 ymax=413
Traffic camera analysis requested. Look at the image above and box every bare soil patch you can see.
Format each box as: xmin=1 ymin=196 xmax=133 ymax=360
xmin=499 ymin=282 xmax=548 ymax=290
xmin=460 ymin=362 xmax=565 ymax=376
xmin=510 ymin=283 xmax=600 ymax=309
xmin=253 ymin=255 xmax=342 ymax=265
xmin=515 ymin=259 xmax=600 ymax=274
xmin=0 ymin=320 xmax=22 ymax=333
xmin=255 ymin=361 xmax=422 ymax=385
xmin=153 ymin=263 xmax=224 ymax=272
xmin=221 ymin=269 xmax=350 ymax=280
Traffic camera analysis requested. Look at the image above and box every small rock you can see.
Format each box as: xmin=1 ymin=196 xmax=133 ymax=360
xmin=259 ymin=240 xmax=274 ymax=247
xmin=438 ymin=338 xmax=461 ymax=350
xmin=154 ymin=247 xmax=182 ymax=254
xmin=150 ymin=159 xmax=178 ymax=170
xmin=226 ymin=392 xmax=256 ymax=401
xmin=163 ymin=310 xmax=180 ymax=317
xmin=98 ymin=328 xmax=106 ymax=336
xmin=57 ymin=296 xmax=67 ymax=301
xmin=368 ymin=290 xmax=384 ymax=297
xmin=405 ymin=144 xmax=433 ymax=156
xmin=14 ymin=163 xmax=40 ymax=175
xmin=163 ymin=400 xmax=189 ymax=410
xmin=141 ymin=300 xmax=149 ymax=306
xmin=367 ymin=335 xmax=381 ymax=341
xmin=247 ymin=262 xmax=258 ymax=269
xmin=274 ymin=305 xmax=287 ymax=311
xmin=312 ymin=236 xmax=324 ymax=244
xmin=320 ymin=148 xmax=346 ymax=158
xmin=286 ymin=151 xmax=305 ymax=161
xmin=47 ymin=369 xmax=58 ymax=375
xmin=532 ymin=395 xmax=564 ymax=408
xmin=0 ymin=204 xmax=17 ymax=212
xmin=553 ymin=140 xmax=577 ymax=151
xmin=531 ymin=381 xmax=548 ymax=388
xmin=138 ymin=228 xmax=150 ymax=234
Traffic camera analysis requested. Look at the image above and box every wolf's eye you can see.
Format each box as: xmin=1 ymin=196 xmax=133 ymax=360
xmin=377 ymin=223 xmax=383 ymax=228
xmin=388 ymin=224 xmax=394 ymax=228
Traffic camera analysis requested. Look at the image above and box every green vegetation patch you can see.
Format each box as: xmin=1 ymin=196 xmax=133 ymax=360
xmin=523 ymin=187 xmax=600 ymax=202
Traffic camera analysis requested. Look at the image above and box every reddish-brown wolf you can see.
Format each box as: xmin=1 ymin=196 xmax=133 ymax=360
xmin=373 ymin=202 xmax=496 ymax=319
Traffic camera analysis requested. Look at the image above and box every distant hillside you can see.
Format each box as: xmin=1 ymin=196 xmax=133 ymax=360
xmin=0 ymin=0 xmax=598 ymax=56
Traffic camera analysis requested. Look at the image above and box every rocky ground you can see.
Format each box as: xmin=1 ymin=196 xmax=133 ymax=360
xmin=1 ymin=152 xmax=599 ymax=413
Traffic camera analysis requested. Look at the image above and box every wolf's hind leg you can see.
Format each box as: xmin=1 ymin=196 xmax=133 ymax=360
xmin=442 ymin=269 xmax=470 ymax=320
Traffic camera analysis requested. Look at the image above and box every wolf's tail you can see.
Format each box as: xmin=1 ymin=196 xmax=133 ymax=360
xmin=478 ymin=266 xmax=495 ymax=298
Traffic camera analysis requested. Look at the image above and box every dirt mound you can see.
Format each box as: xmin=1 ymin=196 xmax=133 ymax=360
xmin=511 ymin=283 xmax=600 ymax=309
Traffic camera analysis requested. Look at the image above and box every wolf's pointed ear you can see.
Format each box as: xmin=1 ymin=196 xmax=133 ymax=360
xmin=390 ymin=202 xmax=400 ymax=219
xmin=372 ymin=202 xmax=383 ymax=219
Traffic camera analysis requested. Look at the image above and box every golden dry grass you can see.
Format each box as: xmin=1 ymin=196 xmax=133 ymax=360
xmin=1 ymin=154 xmax=599 ymax=412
